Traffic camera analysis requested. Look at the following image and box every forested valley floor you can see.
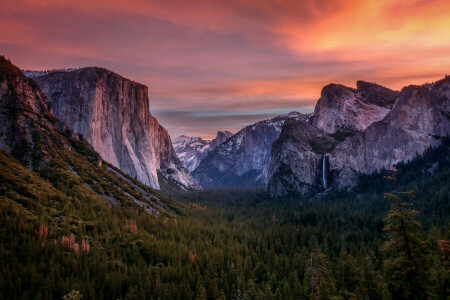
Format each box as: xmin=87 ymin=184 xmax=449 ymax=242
xmin=0 ymin=139 xmax=449 ymax=299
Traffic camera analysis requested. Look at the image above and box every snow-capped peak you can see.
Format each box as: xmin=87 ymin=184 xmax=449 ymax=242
xmin=173 ymin=130 xmax=234 ymax=172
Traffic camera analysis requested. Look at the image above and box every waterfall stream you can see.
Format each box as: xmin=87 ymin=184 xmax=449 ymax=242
xmin=322 ymin=155 xmax=327 ymax=189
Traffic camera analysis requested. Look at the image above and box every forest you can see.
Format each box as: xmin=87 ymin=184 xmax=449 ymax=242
xmin=0 ymin=138 xmax=449 ymax=299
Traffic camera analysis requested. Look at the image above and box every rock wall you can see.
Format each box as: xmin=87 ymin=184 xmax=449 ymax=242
xmin=193 ymin=112 xmax=311 ymax=187
xmin=29 ymin=68 xmax=200 ymax=190
xmin=312 ymin=81 xmax=398 ymax=134
xmin=268 ymin=77 xmax=450 ymax=197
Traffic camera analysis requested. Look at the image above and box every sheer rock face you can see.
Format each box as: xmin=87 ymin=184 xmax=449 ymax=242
xmin=29 ymin=68 xmax=200 ymax=190
xmin=172 ymin=131 xmax=233 ymax=172
xmin=329 ymin=78 xmax=450 ymax=188
xmin=193 ymin=112 xmax=312 ymax=187
xmin=268 ymin=78 xmax=450 ymax=197
xmin=0 ymin=57 xmax=98 ymax=171
xmin=1 ymin=57 xmax=180 ymax=215
xmin=267 ymin=120 xmax=331 ymax=197
xmin=149 ymin=115 xmax=202 ymax=190
xmin=0 ymin=57 xmax=62 ymax=168
xmin=312 ymin=81 xmax=399 ymax=134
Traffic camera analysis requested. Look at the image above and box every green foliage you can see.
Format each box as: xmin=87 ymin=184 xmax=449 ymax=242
xmin=304 ymin=245 xmax=335 ymax=299
xmin=382 ymin=173 xmax=434 ymax=299
xmin=0 ymin=138 xmax=448 ymax=299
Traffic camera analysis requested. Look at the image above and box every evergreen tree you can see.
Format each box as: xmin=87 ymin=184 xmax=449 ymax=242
xmin=304 ymin=245 xmax=335 ymax=300
xmin=382 ymin=170 xmax=433 ymax=299
xmin=357 ymin=256 xmax=383 ymax=300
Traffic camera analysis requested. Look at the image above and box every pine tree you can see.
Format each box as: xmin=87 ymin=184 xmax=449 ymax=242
xmin=357 ymin=255 xmax=383 ymax=300
xmin=304 ymin=245 xmax=335 ymax=300
xmin=382 ymin=169 xmax=433 ymax=300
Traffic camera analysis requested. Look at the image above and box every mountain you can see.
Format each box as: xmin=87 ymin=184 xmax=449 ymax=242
xmin=268 ymin=77 xmax=450 ymax=197
xmin=25 ymin=68 xmax=201 ymax=191
xmin=312 ymin=81 xmax=399 ymax=133
xmin=0 ymin=55 xmax=181 ymax=215
xmin=192 ymin=112 xmax=312 ymax=187
xmin=172 ymin=131 xmax=233 ymax=172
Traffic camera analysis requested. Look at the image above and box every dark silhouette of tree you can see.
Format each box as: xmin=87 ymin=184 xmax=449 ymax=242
xmin=382 ymin=169 xmax=434 ymax=299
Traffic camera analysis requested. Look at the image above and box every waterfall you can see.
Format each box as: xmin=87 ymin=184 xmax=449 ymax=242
xmin=322 ymin=155 xmax=327 ymax=189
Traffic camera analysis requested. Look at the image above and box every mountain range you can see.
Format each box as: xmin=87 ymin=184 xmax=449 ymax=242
xmin=192 ymin=112 xmax=312 ymax=187
xmin=176 ymin=79 xmax=449 ymax=196
xmin=4 ymin=55 xmax=449 ymax=198
xmin=172 ymin=131 xmax=232 ymax=172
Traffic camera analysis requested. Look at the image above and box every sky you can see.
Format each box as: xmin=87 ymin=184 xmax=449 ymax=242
xmin=1 ymin=0 xmax=450 ymax=139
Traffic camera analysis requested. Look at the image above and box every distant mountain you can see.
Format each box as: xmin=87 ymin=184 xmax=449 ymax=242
xmin=192 ymin=112 xmax=312 ymax=187
xmin=268 ymin=78 xmax=450 ymax=197
xmin=173 ymin=131 xmax=233 ymax=172
xmin=0 ymin=56 xmax=180 ymax=215
xmin=25 ymin=68 xmax=201 ymax=191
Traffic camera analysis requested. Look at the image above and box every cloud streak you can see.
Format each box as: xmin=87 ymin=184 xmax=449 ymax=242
xmin=1 ymin=0 xmax=449 ymax=138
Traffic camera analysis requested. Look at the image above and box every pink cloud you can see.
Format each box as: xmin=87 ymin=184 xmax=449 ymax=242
xmin=1 ymin=0 xmax=449 ymax=138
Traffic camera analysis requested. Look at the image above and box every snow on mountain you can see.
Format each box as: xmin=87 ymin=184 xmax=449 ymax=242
xmin=192 ymin=112 xmax=312 ymax=187
xmin=173 ymin=131 xmax=233 ymax=172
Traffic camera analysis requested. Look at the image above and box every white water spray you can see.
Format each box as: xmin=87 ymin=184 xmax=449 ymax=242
xmin=322 ymin=155 xmax=327 ymax=189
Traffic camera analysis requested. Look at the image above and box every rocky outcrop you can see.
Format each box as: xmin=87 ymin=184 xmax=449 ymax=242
xmin=210 ymin=131 xmax=233 ymax=149
xmin=193 ymin=112 xmax=312 ymax=187
xmin=173 ymin=131 xmax=233 ymax=172
xmin=268 ymin=77 xmax=450 ymax=197
xmin=28 ymin=68 xmax=200 ymax=191
xmin=312 ymin=81 xmax=398 ymax=134
xmin=267 ymin=119 xmax=344 ymax=197
xmin=328 ymin=78 xmax=450 ymax=188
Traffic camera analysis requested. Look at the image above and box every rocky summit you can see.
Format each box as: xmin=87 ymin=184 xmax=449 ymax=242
xmin=27 ymin=68 xmax=201 ymax=191
xmin=172 ymin=131 xmax=233 ymax=172
xmin=268 ymin=77 xmax=450 ymax=197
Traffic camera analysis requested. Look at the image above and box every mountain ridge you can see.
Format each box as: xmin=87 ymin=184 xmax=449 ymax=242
xmin=172 ymin=130 xmax=233 ymax=172
xmin=192 ymin=112 xmax=312 ymax=187
xmin=268 ymin=76 xmax=450 ymax=197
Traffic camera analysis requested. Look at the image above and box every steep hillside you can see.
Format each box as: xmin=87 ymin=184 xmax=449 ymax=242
xmin=0 ymin=55 xmax=181 ymax=215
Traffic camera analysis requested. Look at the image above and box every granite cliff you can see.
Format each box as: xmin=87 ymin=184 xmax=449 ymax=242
xmin=268 ymin=77 xmax=450 ymax=197
xmin=193 ymin=112 xmax=312 ymax=187
xmin=27 ymin=67 xmax=200 ymax=191
xmin=0 ymin=56 xmax=180 ymax=214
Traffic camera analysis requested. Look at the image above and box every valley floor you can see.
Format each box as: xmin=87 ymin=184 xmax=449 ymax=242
xmin=0 ymin=141 xmax=449 ymax=299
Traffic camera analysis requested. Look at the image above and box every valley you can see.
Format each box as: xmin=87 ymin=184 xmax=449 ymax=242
xmin=0 ymin=137 xmax=448 ymax=299
xmin=0 ymin=54 xmax=448 ymax=299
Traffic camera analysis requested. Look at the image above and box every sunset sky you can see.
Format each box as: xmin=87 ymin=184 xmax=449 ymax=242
xmin=1 ymin=0 xmax=450 ymax=138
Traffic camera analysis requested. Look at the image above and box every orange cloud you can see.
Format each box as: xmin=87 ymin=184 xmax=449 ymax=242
xmin=1 ymin=0 xmax=449 ymax=138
